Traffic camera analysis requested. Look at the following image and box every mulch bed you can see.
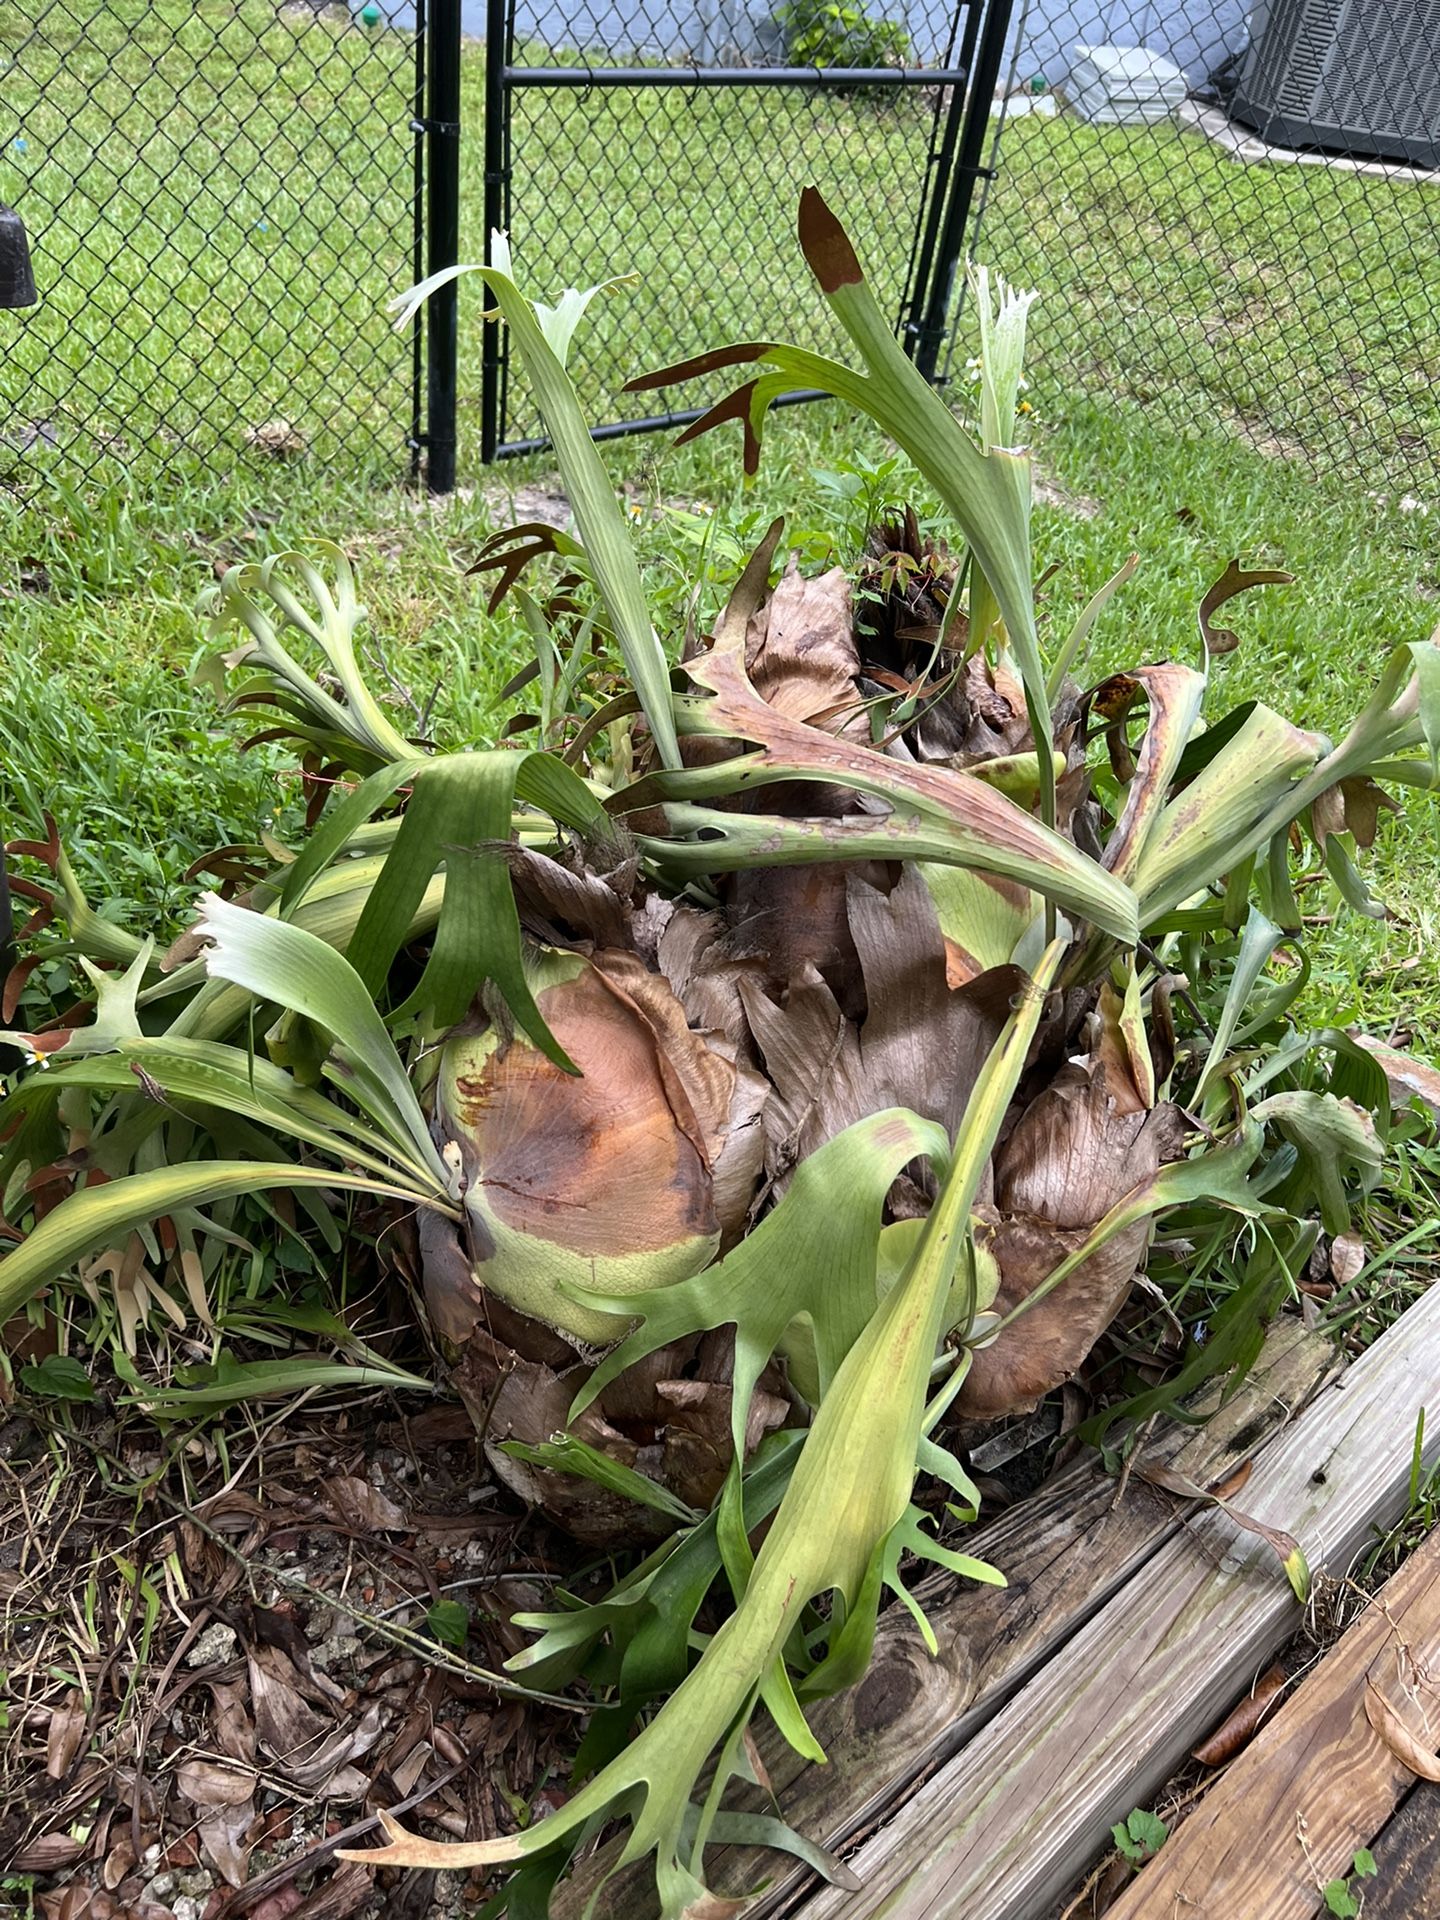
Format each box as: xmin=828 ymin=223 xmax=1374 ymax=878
xmin=2 ymin=1394 xmax=588 ymax=1920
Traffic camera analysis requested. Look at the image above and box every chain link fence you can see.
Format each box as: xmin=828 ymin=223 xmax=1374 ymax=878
xmin=7 ymin=0 xmax=1434 ymax=497
xmin=972 ymin=0 xmax=1440 ymax=493
xmin=478 ymin=0 xmax=1000 ymax=457
xmin=1 ymin=0 xmax=420 ymax=496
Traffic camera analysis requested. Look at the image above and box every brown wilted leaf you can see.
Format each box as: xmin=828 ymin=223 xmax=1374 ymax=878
xmin=509 ymin=843 xmax=633 ymax=950
xmin=199 ymin=1797 xmax=257 ymax=1888
xmin=317 ymin=1475 xmax=407 ymax=1534
xmin=1192 ymin=1661 xmax=1287 ymax=1765
xmin=433 ymin=948 xmax=760 ymax=1345
xmin=456 ymin=1322 xmax=775 ymax=1546
xmin=1366 ymin=1678 xmax=1440 ymax=1780
xmin=38 ymin=1889 xmax=116 ymax=1920
xmin=655 ymin=1371 xmax=789 ymax=1510
xmin=739 ymin=867 xmax=1018 ymax=1193
xmin=993 ymin=1067 xmax=1175 ymax=1231
xmin=11 ymin=1833 xmax=86 ymax=1872
xmin=176 ymin=1759 xmax=256 ymax=1806
xmin=1311 ymin=776 xmax=1402 ymax=851
xmin=45 ymin=1691 xmax=86 ymax=1779
xmin=1352 ymin=1034 xmax=1440 ymax=1121
xmin=282 ymin=1701 xmax=386 ymax=1791
xmin=248 ymin=1643 xmax=336 ymax=1773
xmin=959 ymin=1068 xmax=1185 ymax=1419
xmin=744 ymin=557 xmax=860 ymax=730
xmin=1206 ymin=1458 xmax=1254 ymax=1504
xmin=1135 ymin=1462 xmax=1310 ymax=1598
xmin=652 ymin=899 xmax=761 ymax=1054
xmin=847 ymin=868 xmax=1023 ymax=1145
xmin=592 ymin=948 xmax=767 ymax=1247
xmin=208 ymin=1677 xmax=257 ymax=1764
xmin=1329 ymin=1232 xmax=1366 ymax=1288
xmin=100 ymin=1837 xmax=136 ymax=1890
xmin=742 ymin=1727 xmax=774 ymax=1796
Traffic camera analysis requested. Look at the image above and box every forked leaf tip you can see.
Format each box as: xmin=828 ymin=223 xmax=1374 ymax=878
xmin=336 ymin=1809 xmax=527 ymax=1870
xmin=797 ymin=189 xmax=862 ymax=294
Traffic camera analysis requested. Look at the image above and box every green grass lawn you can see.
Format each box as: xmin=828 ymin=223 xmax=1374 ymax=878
xmin=2 ymin=0 xmax=415 ymax=475
xmin=3 ymin=3 xmax=1439 ymax=1043
xmin=981 ymin=112 xmax=1440 ymax=487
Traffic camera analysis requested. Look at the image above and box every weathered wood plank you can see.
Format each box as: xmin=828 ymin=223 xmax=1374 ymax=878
xmin=1363 ymin=1784 xmax=1440 ymax=1920
xmin=725 ymin=1320 xmax=1330 ymax=1918
xmin=792 ymin=1281 xmax=1440 ymax=1920
xmin=558 ymin=1321 xmax=1332 ymax=1920
xmin=1104 ymin=1526 xmax=1440 ymax=1920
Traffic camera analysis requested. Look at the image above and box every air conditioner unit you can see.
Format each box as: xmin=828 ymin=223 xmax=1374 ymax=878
xmin=1230 ymin=0 xmax=1440 ymax=169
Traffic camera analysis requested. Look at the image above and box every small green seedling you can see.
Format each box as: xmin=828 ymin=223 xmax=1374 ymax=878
xmin=1111 ymin=1807 xmax=1169 ymax=1866
xmin=425 ymin=1600 xmax=471 ymax=1650
xmin=1324 ymin=1848 xmax=1379 ymax=1915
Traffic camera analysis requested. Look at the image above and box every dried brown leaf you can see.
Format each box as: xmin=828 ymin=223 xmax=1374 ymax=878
xmin=208 ymin=1678 xmax=257 ymax=1764
xmin=738 ymin=867 xmax=1017 ymax=1194
xmin=1336 ymin=776 xmax=1401 ymax=849
xmin=1206 ymin=1458 xmax=1254 ymax=1504
xmin=282 ymin=1701 xmax=386 ymax=1791
xmin=1136 ymin=1462 xmax=1309 ymax=1598
xmin=39 ymin=1890 xmax=116 ymax=1920
xmin=45 ymin=1692 xmax=86 ymax=1780
xmin=434 ymin=950 xmax=751 ymax=1343
xmin=11 ymin=1833 xmax=86 ymax=1872
xmin=710 ymin=515 xmax=785 ymax=657
xmin=317 ymin=1475 xmax=407 ymax=1534
xmin=743 ymin=558 xmax=859 ymax=730
xmin=248 ymin=1643 xmax=336 ymax=1773
xmin=320 ymin=1763 xmax=374 ymax=1801
xmin=100 ymin=1837 xmax=136 ymax=1891
xmin=177 ymin=1759 xmax=257 ymax=1807
xmin=458 ymin=1329 xmax=708 ymax=1546
xmin=1352 ymin=1034 xmax=1440 ymax=1121
xmin=198 ymin=1797 xmax=257 ymax=1887
xmin=1366 ymin=1678 xmax=1440 ymax=1780
xmin=1192 ymin=1661 xmax=1287 ymax=1765
xmin=1329 ymin=1231 xmax=1367 ymax=1288
xmin=741 ymin=1726 xmax=774 ymax=1797
xmin=959 ymin=1070 xmax=1185 ymax=1419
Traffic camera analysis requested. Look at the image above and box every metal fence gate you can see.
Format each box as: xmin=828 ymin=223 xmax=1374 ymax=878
xmin=1 ymin=0 xmax=422 ymax=495
xmin=469 ymin=0 xmax=1015 ymax=467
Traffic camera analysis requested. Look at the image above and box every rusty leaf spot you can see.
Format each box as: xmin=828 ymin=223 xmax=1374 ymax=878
xmin=798 ymin=187 xmax=863 ymax=293
xmin=624 ymin=341 xmax=772 ymax=395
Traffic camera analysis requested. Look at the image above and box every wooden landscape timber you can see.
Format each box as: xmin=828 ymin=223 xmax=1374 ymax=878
xmin=562 ymin=1317 xmax=1337 ymax=1919
xmin=1104 ymin=1523 xmax=1440 ymax=1918
xmin=1359 ymin=1782 xmax=1440 ymax=1919
xmin=785 ymin=1279 xmax=1440 ymax=1919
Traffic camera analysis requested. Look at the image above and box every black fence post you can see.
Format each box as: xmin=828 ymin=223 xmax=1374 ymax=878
xmin=912 ymin=0 xmax=1015 ymax=385
xmin=480 ymin=0 xmax=509 ymax=464
xmin=426 ymin=0 xmax=462 ymax=493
